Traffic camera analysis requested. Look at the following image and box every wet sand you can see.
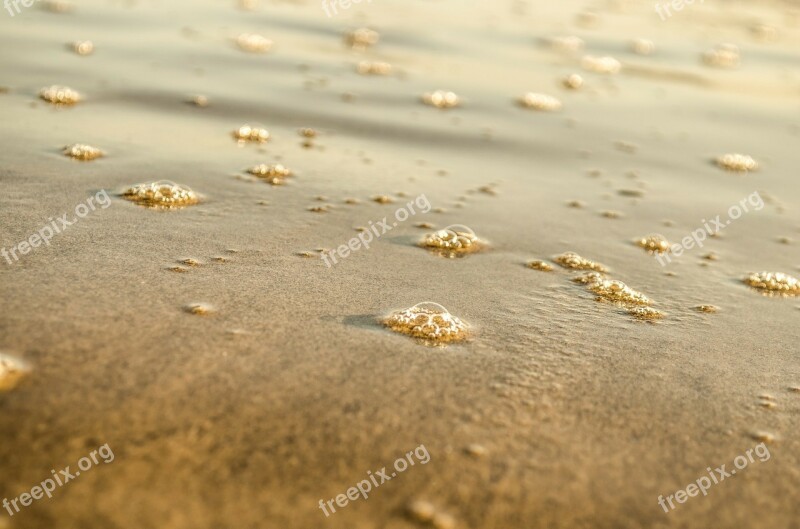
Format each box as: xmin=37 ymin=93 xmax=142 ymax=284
xmin=1 ymin=0 xmax=799 ymax=528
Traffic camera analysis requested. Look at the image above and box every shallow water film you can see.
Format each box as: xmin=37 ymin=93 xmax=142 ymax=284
xmin=1 ymin=1 xmax=799 ymax=528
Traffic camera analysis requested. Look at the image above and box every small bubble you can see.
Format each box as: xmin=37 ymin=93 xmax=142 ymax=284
xmin=383 ymin=302 xmax=471 ymax=344
xmin=167 ymin=266 xmax=190 ymax=273
xmin=465 ymin=443 xmax=488 ymax=457
xmin=184 ymin=303 xmax=215 ymax=316
xmin=715 ymin=153 xmax=757 ymax=172
xmin=703 ymin=43 xmax=740 ymax=68
xmin=546 ymin=36 xmax=584 ymax=54
xmin=356 ymin=61 xmax=392 ymax=75
xmin=298 ymin=127 xmax=317 ymax=138
xmin=518 ymin=92 xmax=562 ymax=111
xmin=631 ymin=38 xmax=655 ymax=55
xmin=601 ymin=210 xmax=624 ymax=219
xmin=39 ymin=85 xmax=81 ymax=105
xmin=694 ymin=305 xmax=719 ymax=313
xmin=235 ymin=33 xmax=272 ymax=53
xmin=750 ymin=431 xmax=776 ymax=444
xmin=554 ymin=252 xmax=608 ymax=272
xmin=562 ymin=74 xmax=584 ymax=89
xmin=187 ymin=95 xmax=209 ymax=107
xmin=0 ymin=353 xmax=31 ymax=392
xmin=615 ymin=140 xmax=638 ymax=154
xmin=63 ymin=144 xmax=103 ymax=161
xmin=372 ymin=195 xmax=394 ymax=204
xmin=422 ymin=90 xmax=460 ymax=109
xmin=122 ymin=181 xmax=200 ymax=209
xmin=345 ymin=28 xmax=379 ymax=50
xmin=71 ymin=40 xmax=93 ymax=55
xmin=581 ymin=55 xmax=621 ymax=74
xmin=416 ymin=222 xmax=435 ymax=229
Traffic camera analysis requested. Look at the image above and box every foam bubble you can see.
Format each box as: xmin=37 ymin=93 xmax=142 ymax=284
xmin=383 ymin=302 xmax=471 ymax=344
xmin=554 ymin=252 xmax=609 ymax=272
xmin=518 ymin=92 xmax=562 ymax=111
xmin=63 ymin=144 xmax=103 ymax=161
xmin=39 ymin=85 xmax=81 ymax=105
xmin=247 ymin=164 xmax=292 ymax=185
xmin=345 ymin=28 xmax=379 ymax=49
xmin=527 ymin=260 xmax=554 ymax=271
xmin=581 ymin=55 xmax=621 ymax=74
xmin=236 ymin=33 xmax=272 ymax=53
xmin=122 ymin=181 xmax=200 ymax=209
xmin=421 ymin=225 xmax=484 ymax=257
xmin=744 ymin=272 xmax=800 ymax=296
xmin=422 ymin=90 xmax=460 ymax=109
xmin=0 ymin=353 xmax=30 ymax=392
xmin=233 ymin=125 xmax=270 ymax=143
xmin=715 ymin=153 xmax=758 ymax=172
xmin=637 ymin=234 xmax=671 ymax=254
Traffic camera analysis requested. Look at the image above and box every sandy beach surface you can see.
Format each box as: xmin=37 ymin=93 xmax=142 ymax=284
xmin=1 ymin=0 xmax=799 ymax=528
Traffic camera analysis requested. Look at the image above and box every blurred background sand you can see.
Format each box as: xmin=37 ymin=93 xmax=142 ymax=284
xmin=0 ymin=0 xmax=799 ymax=528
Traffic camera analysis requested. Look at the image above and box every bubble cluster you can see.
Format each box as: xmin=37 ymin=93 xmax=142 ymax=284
xmin=581 ymin=55 xmax=621 ymax=74
xmin=63 ymin=144 xmax=104 ymax=161
xmin=236 ymin=33 xmax=273 ymax=53
xmin=421 ymin=225 xmax=483 ymax=257
xmin=546 ymin=36 xmax=584 ymax=54
xmin=247 ymin=163 xmax=293 ymax=185
xmin=627 ymin=306 xmax=665 ymax=320
xmin=39 ymin=85 xmax=81 ymax=105
xmin=122 ymin=181 xmax=200 ymax=209
xmin=0 ymin=353 xmax=30 ymax=392
xmin=356 ymin=61 xmax=392 ymax=75
xmin=345 ymin=28 xmax=379 ymax=50
xmin=233 ymin=124 xmax=270 ymax=143
xmin=744 ymin=272 xmax=800 ymax=296
xmin=703 ymin=43 xmax=740 ymax=68
xmin=519 ymin=92 xmax=562 ymax=111
xmin=637 ymin=234 xmax=671 ymax=254
xmin=715 ymin=153 xmax=758 ymax=172
xmin=383 ymin=303 xmax=470 ymax=344
xmin=586 ymin=277 xmax=652 ymax=306
xmin=422 ymin=90 xmax=460 ymax=109
xmin=554 ymin=252 xmax=608 ymax=272
xmin=527 ymin=260 xmax=554 ymax=271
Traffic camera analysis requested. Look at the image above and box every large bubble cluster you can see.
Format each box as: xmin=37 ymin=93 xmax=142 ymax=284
xmin=382 ymin=302 xmax=471 ymax=344
xmin=122 ymin=181 xmax=199 ymax=209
